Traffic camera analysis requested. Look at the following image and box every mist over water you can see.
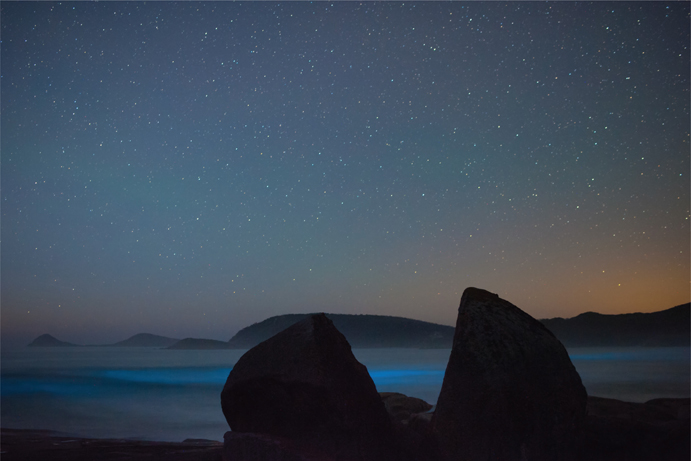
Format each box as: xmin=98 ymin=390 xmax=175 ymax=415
xmin=569 ymin=347 xmax=690 ymax=403
xmin=1 ymin=346 xmax=688 ymax=442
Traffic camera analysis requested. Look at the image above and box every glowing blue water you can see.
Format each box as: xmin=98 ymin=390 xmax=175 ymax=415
xmin=369 ymin=370 xmax=445 ymax=380
xmin=1 ymin=346 xmax=688 ymax=442
xmin=101 ymin=368 xmax=230 ymax=385
xmin=569 ymin=347 xmax=689 ymax=362
xmin=2 ymin=377 xmax=101 ymax=396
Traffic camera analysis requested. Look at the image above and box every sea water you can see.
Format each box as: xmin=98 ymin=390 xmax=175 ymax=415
xmin=1 ymin=346 xmax=688 ymax=442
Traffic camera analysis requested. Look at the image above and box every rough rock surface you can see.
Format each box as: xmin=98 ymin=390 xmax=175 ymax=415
xmin=380 ymin=392 xmax=433 ymax=423
xmin=1 ymin=428 xmax=223 ymax=461
xmin=433 ymin=287 xmax=587 ymax=461
xmin=221 ymin=313 xmax=396 ymax=461
xmin=581 ymin=396 xmax=690 ymax=461
xmin=223 ymin=431 xmax=334 ymax=461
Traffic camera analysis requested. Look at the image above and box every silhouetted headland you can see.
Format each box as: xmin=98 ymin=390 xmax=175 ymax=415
xmin=26 ymin=303 xmax=689 ymax=349
xmin=27 ymin=334 xmax=80 ymax=347
xmin=226 ymin=313 xmax=455 ymax=349
xmin=112 ymin=333 xmax=180 ymax=348
xmin=541 ymin=303 xmax=690 ymax=347
xmin=26 ymin=332 xmax=179 ymax=348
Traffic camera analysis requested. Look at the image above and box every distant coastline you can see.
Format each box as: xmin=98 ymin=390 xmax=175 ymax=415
xmin=541 ymin=303 xmax=690 ymax=347
xmin=27 ymin=303 xmax=690 ymax=350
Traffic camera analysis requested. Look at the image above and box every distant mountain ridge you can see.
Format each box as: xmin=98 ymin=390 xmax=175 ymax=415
xmin=226 ymin=313 xmax=455 ymax=349
xmin=112 ymin=333 xmax=180 ymax=348
xmin=26 ymin=303 xmax=690 ymax=349
xmin=540 ymin=303 xmax=690 ymax=347
xmin=27 ymin=333 xmax=180 ymax=348
xmin=27 ymin=334 xmax=80 ymax=347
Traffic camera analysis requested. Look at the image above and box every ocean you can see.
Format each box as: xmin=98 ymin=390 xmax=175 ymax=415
xmin=1 ymin=346 xmax=688 ymax=442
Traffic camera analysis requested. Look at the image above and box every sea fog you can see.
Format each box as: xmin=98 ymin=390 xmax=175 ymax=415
xmin=1 ymin=346 xmax=689 ymax=442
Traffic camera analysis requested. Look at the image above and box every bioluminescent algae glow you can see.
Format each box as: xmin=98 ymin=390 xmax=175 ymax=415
xmin=101 ymin=368 xmax=231 ymax=385
xmin=569 ymin=348 xmax=690 ymax=362
xmin=1 ymin=377 xmax=100 ymax=396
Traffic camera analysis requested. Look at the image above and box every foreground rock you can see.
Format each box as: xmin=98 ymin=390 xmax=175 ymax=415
xmin=380 ymin=392 xmax=433 ymax=424
xmin=582 ymin=396 xmax=690 ymax=461
xmin=1 ymin=428 xmax=223 ymax=461
xmin=221 ymin=313 xmax=397 ymax=461
xmin=433 ymin=287 xmax=587 ymax=461
xmin=223 ymin=432 xmax=334 ymax=461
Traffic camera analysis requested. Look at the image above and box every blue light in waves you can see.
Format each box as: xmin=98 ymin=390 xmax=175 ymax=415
xmin=370 ymin=370 xmax=444 ymax=378
xmin=1 ymin=378 xmax=98 ymax=396
xmin=569 ymin=348 xmax=689 ymax=362
xmin=101 ymin=368 xmax=230 ymax=385
xmin=369 ymin=370 xmax=445 ymax=386
xmin=569 ymin=353 xmax=636 ymax=361
xmin=102 ymin=369 xmax=446 ymax=386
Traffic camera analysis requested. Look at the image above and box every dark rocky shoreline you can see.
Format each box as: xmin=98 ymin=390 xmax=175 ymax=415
xmin=0 ymin=428 xmax=223 ymax=461
xmin=2 ymin=395 xmax=688 ymax=461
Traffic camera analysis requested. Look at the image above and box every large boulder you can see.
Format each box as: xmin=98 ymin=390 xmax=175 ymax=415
xmin=433 ymin=288 xmax=587 ymax=461
xmin=221 ymin=313 xmax=396 ymax=461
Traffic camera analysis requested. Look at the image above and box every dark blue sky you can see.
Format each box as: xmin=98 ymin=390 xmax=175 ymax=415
xmin=2 ymin=2 xmax=689 ymax=346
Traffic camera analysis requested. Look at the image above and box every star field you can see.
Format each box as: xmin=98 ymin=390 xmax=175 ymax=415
xmin=2 ymin=2 xmax=689 ymax=345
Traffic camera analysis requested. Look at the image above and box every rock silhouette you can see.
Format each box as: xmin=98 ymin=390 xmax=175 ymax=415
xmin=223 ymin=431 xmax=335 ymax=461
xmin=27 ymin=334 xmax=79 ymax=347
xmin=433 ymin=287 xmax=587 ymax=461
xmin=221 ymin=313 xmax=397 ymax=461
xmin=380 ymin=392 xmax=433 ymax=424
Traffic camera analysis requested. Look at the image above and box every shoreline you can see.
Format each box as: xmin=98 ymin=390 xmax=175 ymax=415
xmin=2 ymin=396 xmax=689 ymax=460
xmin=0 ymin=428 xmax=223 ymax=461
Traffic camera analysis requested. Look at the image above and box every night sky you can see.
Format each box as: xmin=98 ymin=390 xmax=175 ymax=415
xmin=2 ymin=2 xmax=689 ymax=346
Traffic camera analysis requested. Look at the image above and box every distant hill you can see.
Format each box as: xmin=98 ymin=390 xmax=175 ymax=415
xmin=227 ymin=313 xmax=455 ymax=349
xmin=540 ymin=303 xmax=690 ymax=347
xmin=113 ymin=333 xmax=180 ymax=348
xmin=167 ymin=338 xmax=231 ymax=350
xmin=27 ymin=303 xmax=689 ymax=350
xmin=27 ymin=334 xmax=80 ymax=347
xmin=27 ymin=333 xmax=179 ymax=348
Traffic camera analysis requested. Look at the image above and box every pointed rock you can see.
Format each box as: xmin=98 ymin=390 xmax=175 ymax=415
xmin=221 ymin=313 xmax=396 ymax=460
xmin=433 ymin=288 xmax=587 ymax=461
